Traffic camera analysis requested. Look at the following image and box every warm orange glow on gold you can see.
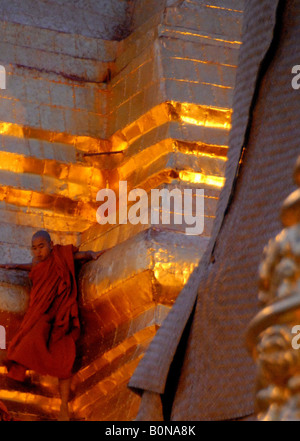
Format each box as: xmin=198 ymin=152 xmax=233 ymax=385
xmin=204 ymin=4 xmax=243 ymax=13
xmin=71 ymin=325 xmax=157 ymax=419
xmin=111 ymin=103 xmax=170 ymax=150
xmin=181 ymin=115 xmax=231 ymax=129
xmin=171 ymin=78 xmax=233 ymax=90
xmin=110 ymin=101 xmax=232 ymax=154
xmin=0 ymin=101 xmax=231 ymax=160
xmin=0 ymin=151 xmax=105 ymax=195
xmin=73 ymin=326 xmax=156 ymax=385
xmin=179 ymin=170 xmax=225 ymax=188
xmin=175 ymin=140 xmax=228 ymax=159
xmin=177 ymin=102 xmax=232 ymax=130
xmin=0 ymin=122 xmax=111 ymax=153
xmin=0 ymin=387 xmax=61 ymax=414
xmin=163 ymin=28 xmax=243 ymax=46
xmin=169 ymin=56 xmax=236 ymax=68
xmin=0 ymin=185 xmax=97 ymax=223
xmin=153 ymin=261 xmax=198 ymax=287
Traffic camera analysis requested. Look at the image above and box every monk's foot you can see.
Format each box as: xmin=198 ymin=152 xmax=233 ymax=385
xmin=58 ymin=403 xmax=70 ymax=421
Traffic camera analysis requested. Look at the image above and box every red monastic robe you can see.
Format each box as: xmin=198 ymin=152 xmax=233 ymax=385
xmin=6 ymin=244 xmax=80 ymax=381
xmin=0 ymin=400 xmax=12 ymax=421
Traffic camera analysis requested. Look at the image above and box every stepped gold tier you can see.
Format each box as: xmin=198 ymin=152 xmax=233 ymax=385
xmin=0 ymin=0 xmax=245 ymax=421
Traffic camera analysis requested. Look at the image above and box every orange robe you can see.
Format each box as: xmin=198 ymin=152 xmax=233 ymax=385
xmin=6 ymin=244 xmax=80 ymax=381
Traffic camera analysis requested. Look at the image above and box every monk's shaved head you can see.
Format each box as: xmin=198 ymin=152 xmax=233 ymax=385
xmin=32 ymin=230 xmax=52 ymax=244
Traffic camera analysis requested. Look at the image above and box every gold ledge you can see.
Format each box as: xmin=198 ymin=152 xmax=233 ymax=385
xmin=174 ymin=140 xmax=228 ymax=159
xmin=0 ymin=388 xmax=61 ymax=415
xmin=73 ymin=325 xmax=156 ymax=390
xmin=0 ymin=141 xmax=226 ymax=192
xmin=72 ymin=358 xmax=143 ymax=420
xmin=161 ymin=27 xmax=242 ymax=47
xmin=0 ymin=101 xmax=231 ymax=160
xmin=0 ymin=151 xmax=106 ymax=195
xmin=204 ymin=4 xmax=244 ymax=13
xmin=0 ymin=121 xmax=111 ymax=153
xmin=0 ymin=185 xmax=97 ymax=224
xmin=110 ymin=101 xmax=232 ymax=151
xmin=0 ymin=153 xmax=223 ymax=222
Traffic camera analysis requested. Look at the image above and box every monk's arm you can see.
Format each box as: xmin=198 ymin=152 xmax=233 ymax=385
xmin=73 ymin=249 xmax=110 ymax=261
xmin=0 ymin=263 xmax=32 ymax=271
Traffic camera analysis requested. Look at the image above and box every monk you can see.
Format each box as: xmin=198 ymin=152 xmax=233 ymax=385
xmin=0 ymin=230 xmax=107 ymax=420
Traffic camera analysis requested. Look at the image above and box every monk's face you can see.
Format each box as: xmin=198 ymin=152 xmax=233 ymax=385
xmin=31 ymin=237 xmax=53 ymax=263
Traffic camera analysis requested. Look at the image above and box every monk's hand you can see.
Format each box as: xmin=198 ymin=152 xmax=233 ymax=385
xmin=90 ymin=251 xmax=104 ymax=260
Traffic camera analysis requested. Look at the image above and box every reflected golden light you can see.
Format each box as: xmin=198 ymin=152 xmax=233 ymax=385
xmin=153 ymin=261 xmax=198 ymax=287
xmin=177 ymin=102 xmax=232 ymax=130
xmin=73 ymin=326 xmax=156 ymax=386
xmin=0 ymin=388 xmax=61 ymax=414
xmin=110 ymin=101 xmax=232 ymax=152
xmin=0 ymin=122 xmax=111 ymax=154
xmin=170 ymin=56 xmax=236 ymax=68
xmin=153 ymin=260 xmax=197 ymax=287
xmin=72 ymin=357 xmax=143 ymax=419
xmin=175 ymin=140 xmax=228 ymax=159
xmin=179 ymin=170 xmax=225 ymax=188
xmin=0 ymin=185 xmax=97 ymax=223
xmin=71 ymin=325 xmax=157 ymax=419
xmin=0 ymin=152 xmax=107 ymax=203
xmin=181 ymin=115 xmax=231 ymax=129
xmin=0 ymin=101 xmax=231 ymax=161
xmin=162 ymin=28 xmax=242 ymax=46
xmin=171 ymin=78 xmax=233 ymax=90
xmin=178 ymin=149 xmax=227 ymax=161
xmin=203 ymin=4 xmax=243 ymax=13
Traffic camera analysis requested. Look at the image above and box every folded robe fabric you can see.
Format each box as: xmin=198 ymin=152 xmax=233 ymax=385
xmin=0 ymin=400 xmax=13 ymax=421
xmin=6 ymin=244 xmax=80 ymax=381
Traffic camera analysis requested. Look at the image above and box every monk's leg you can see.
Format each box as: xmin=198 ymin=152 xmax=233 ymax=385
xmin=0 ymin=350 xmax=7 ymax=365
xmin=58 ymin=377 xmax=72 ymax=421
